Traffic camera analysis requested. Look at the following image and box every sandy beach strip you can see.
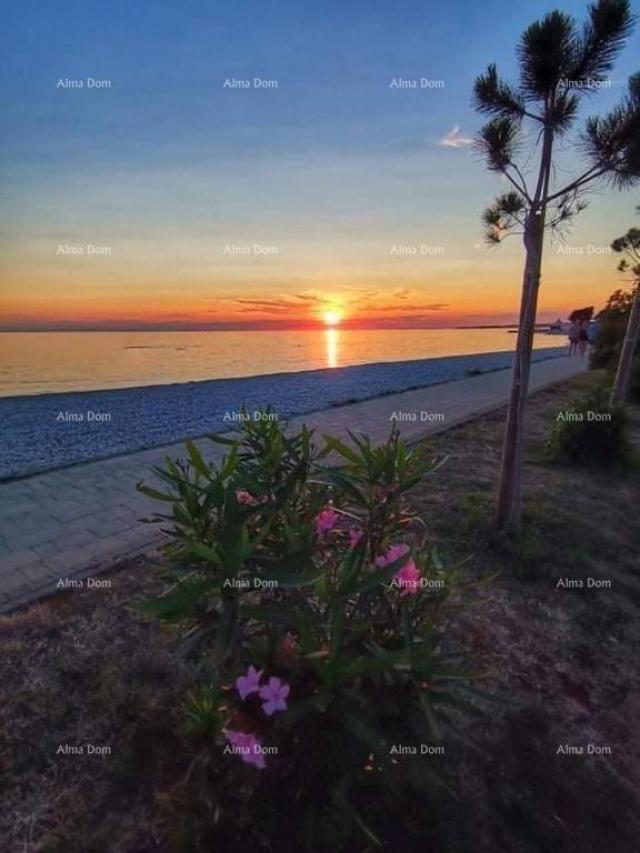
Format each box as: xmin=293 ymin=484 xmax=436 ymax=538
xmin=0 ymin=347 xmax=567 ymax=479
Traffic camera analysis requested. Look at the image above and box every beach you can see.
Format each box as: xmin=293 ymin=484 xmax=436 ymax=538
xmin=0 ymin=347 xmax=567 ymax=479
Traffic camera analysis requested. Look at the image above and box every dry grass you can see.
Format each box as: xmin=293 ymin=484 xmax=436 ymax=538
xmin=0 ymin=560 xmax=193 ymax=852
xmin=411 ymin=370 xmax=640 ymax=852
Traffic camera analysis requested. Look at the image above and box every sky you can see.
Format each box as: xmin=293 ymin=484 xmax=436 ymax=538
xmin=1 ymin=0 xmax=639 ymax=331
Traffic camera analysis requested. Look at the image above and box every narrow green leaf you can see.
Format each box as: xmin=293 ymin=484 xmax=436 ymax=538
xmin=136 ymin=482 xmax=175 ymax=502
xmin=322 ymin=434 xmax=362 ymax=465
xmin=135 ymin=578 xmax=216 ymax=620
xmin=187 ymin=541 xmax=221 ymax=563
xmin=208 ymin=433 xmax=238 ymax=446
xmin=185 ymin=439 xmax=210 ymax=478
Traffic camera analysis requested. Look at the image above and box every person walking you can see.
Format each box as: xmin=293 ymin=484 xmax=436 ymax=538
xmin=579 ymin=319 xmax=589 ymax=357
xmin=587 ymin=318 xmax=600 ymax=353
xmin=568 ymin=319 xmax=581 ymax=356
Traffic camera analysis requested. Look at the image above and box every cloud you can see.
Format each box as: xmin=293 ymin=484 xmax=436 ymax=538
xmin=438 ymin=125 xmax=473 ymax=149
xmin=361 ymin=299 xmax=450 ymax=314
xmin=392 ymin=288 xmax=412 ymax=300
xmin=234 ymin=291 xmax=326 ymax=311
xmin=229 ymin=289 xmax=449 ymax=321
xmin=293 ymin=291 xmax=323 ymax=303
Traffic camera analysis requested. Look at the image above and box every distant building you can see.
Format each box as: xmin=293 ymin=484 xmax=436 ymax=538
xmin=548 ymin=318 xmax=565 ymax=334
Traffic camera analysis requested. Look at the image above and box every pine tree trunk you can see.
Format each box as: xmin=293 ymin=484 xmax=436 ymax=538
xmin=610 ymin=286 xmax=640 ymax=405
xmin=495 ymin=123 xmax=553 ymax=530
xmin=495 ymin=224 xmax=541 ymax=529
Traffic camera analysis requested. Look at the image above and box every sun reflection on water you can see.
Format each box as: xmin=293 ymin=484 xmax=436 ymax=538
xmin=325 ymin=328 xmax=339 ymax=368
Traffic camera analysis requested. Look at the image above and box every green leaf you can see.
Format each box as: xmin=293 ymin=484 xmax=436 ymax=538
xmin=241 ymin=602 xmax=319 ymax=649
xmin=220 ymin=522 xmax=251 ymax=570
xmin=322 ymin=434 xmax=362 ymax=465
xmin=351 ymin=557 xmax=406 ymax=595
xmin=136 ymin=482 xmax=175 ymax=502
xmin=220 ymin=444 xmax=239 ymax=479
xmin=135 ymin=578 xmax=216 ymax=621
xmin=269 ymin=568 xmax=324 ymax=589
xmin=342 ymin=710 xmax=387 ymax=755
xmin=337 ymin=647 xmax=409 ymax=680
xmin=337 ymin=543 xmax=366 ymax=595
xmin=208 ymin=433 xmax=238 ymax=447
xmin=324 ymin=471 xmax=368 ymax=507
xmin=185 ymin=440 xmax=210 ymax=478
xmin=187 ymin=541 xmax=221 ymax=564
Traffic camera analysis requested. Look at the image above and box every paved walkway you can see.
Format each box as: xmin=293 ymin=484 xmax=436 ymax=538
xmin=0 ymin=356 xmax=586 ymax=612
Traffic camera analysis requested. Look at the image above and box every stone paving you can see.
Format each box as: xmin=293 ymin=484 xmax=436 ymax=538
xmin=0 ymin=355 xmax=586 ymax=612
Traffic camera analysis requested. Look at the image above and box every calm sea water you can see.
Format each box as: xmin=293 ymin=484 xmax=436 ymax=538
xmin=0 ymin=329 xmax=562 ymax=397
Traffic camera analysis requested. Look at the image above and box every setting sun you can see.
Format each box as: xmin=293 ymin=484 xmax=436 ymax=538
xmin=323 ymin=310 xmax=342 ymax=327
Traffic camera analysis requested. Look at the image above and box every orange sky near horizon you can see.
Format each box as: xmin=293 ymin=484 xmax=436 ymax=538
xmin=0 ymin=251 xmax=625 ymax=330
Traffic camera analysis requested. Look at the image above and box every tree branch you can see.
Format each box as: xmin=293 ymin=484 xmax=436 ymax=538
xmin=502 ymin=167 xmax=531 ymax=202
xmin=511 ymin=162 xmax=532 ymax=199
xmin=545 ymin=165 xmax=608 ymax=203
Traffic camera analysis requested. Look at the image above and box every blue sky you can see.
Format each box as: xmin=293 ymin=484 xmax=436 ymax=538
xmin=1 ymin=0 xmax=639 ymax=329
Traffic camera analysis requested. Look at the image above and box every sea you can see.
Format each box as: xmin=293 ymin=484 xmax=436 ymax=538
xmin=0 ymin=328 xmax=562 ymax=398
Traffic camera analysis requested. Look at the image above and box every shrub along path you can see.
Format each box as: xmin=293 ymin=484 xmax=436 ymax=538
xmin=0 ymin=355 xmax=586 ymax=612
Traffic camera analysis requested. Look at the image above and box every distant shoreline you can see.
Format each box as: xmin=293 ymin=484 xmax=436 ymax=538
xmin=456 ymin=324 xmax=551 ymax=330
xmin=0 ymin=324 xmax=553 ymax=333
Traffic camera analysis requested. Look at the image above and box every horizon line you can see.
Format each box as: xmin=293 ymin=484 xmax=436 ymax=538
xmin=0 ymin=320 xmax=542 ymax=333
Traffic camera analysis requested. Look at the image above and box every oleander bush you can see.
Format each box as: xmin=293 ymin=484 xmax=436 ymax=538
xmin=137 ymin=415 xmax=486 ymax=849
xmin=545 ymin=385 xmax=630 ymax=467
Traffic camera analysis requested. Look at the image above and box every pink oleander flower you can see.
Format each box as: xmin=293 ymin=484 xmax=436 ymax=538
xmin=235 ymin=665 xmax=263 ymax=700
xmin=375 ymin=543 xmax=410 ymax=568
xmin=394 ymin=560 xmax=421 ymax=596
xmin=315 ymin=507 xmax=340 ymax=536
xmin=223 ymin=729 xmax=266 ymax=769
xmin=236 ymin=489 xmax=258 ymax=506
xmin=259 ymin=676 xmax=290 ymax=716
xmin=348 ymin=528 xmax=364 ymax=548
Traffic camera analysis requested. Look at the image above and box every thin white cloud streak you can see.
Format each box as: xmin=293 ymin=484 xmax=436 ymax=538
xmin=438 ymin=126 xmax=474 ymax=149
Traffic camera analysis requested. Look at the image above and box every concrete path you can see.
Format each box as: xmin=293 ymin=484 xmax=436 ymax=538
xmin=0 ymin=355 xmax=586 ymax=612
